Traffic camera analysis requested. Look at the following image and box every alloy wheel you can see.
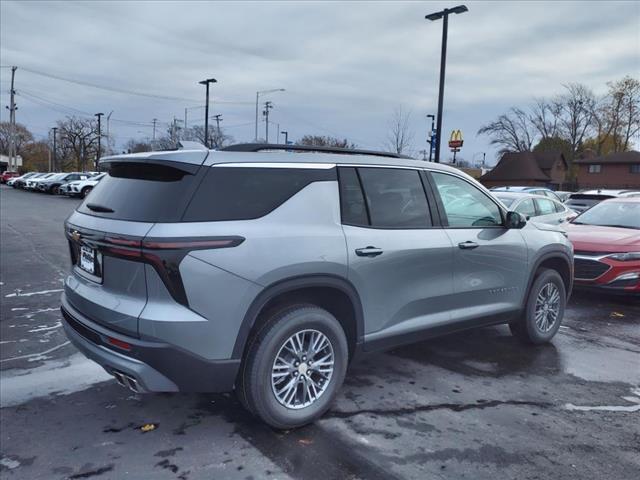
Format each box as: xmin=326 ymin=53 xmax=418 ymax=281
xmin=534 ymin=282 xmax=560 ymax=333
xmin=271 ymin=329 xmax=334 ymax=409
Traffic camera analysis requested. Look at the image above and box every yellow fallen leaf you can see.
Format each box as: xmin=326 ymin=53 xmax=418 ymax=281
xmin=610 ymin=312 xmax=625 ymax=318
xmin=298 ymin=438 xmax=313 ymax=445
xmin=140 ymin=423 xmax=156 ymax=432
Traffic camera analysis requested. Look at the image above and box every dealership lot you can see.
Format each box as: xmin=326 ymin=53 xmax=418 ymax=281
xmin=1 ymin=185 xmax=639 ymax=480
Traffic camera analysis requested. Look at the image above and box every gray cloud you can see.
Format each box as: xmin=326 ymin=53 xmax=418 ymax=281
xmin=1 ymin=0 xmax=638 ymax=161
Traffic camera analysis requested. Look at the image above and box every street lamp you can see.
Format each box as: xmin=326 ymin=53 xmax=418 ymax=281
xmin=281 ymin=130 xmax=288 ymax=145
xmin=255 ymin=89 xmax=285 ymax=141
xmin=199 ymin=78 xmax=217 ymax=148
xmin=425 ymin=4 xmax=468 ymax=163
xmin=95 ymin=112 xmax=104 ymax=171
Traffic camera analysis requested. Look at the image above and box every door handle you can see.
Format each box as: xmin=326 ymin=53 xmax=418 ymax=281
xmin=355 ymin=246 xmax=383 ymax=257
xmin=458 ymin=241 xmax=479 ymax=250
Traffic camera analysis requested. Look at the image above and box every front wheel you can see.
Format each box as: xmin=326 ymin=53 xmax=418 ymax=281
xmin=510 ymin=268 xmax=566 ymax=344
xmin=81 ymin=186 xmax=92 ymax=198
xmin=237 ymin=305 xmax=348 ymax=429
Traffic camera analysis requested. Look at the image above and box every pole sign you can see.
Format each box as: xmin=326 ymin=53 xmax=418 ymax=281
xmin=448 ymin=130 xmax=463 ymax=150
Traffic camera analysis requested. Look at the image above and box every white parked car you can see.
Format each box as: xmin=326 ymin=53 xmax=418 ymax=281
xmin=494 ymin=192 xmax=577 ymax=225
xmin=26 ymin=172 xmax=58 ymax=190
xmin=66 ymin=173 xmax=106 ymax=198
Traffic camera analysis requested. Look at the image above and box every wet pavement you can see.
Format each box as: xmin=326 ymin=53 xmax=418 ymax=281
xmin=1 ymin=184 xmax=639 ymax=479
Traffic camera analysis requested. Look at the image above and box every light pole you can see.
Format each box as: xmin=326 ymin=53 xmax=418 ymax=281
xmin=255 ymin=88 xmax=285 ymax=141
xmin=199 ymin=78 xmax=217 ymax=148
xmin=281 ymin=130 xmax=288 ymax=145
xmin=426 ymin=114 xmax=435 ymax=161
xmin=95 ymin=112 xmax=104 ymax=170
xmin=425 ymin=5 xmax=468 ymax=163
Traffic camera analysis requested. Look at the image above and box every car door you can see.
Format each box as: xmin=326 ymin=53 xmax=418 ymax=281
xmin=428 ymin=171 xmax=529 ymax=321
xmin=339 ymin=167 xmax=454 ymax=347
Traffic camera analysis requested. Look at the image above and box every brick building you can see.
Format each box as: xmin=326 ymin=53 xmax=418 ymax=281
xmin=479 ymin=151 xmax=568 ymax=189
xmin=575 ymin=151 xmax=640 ymax=189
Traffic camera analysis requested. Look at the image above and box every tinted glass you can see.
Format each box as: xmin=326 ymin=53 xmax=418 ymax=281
xmin=431 ymin=172 xmax=502 ymax=227
xmin=515 ymin=198 xmax=537 ymax=217
xmin=358 ymin=168 xmax=431 ymax=228
xmin=338 ymin=167 xmax=368 ymax=226
xmin=77 ymin=163 xmax=200 ymax=222
xmin=536 ymin=198 xmax=556 ymax=215
xmin=183 ymin=166 xmax=336 ymax=222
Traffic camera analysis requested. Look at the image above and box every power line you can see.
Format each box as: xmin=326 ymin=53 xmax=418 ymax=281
xmin=15 ymin=66 xmax=253 ymax=105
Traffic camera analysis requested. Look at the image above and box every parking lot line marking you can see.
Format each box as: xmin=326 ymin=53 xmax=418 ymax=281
xmin=0 ymin=341 xmax=70 ymax=363
xmin=4 ymin=288 xmax=63 ymax=298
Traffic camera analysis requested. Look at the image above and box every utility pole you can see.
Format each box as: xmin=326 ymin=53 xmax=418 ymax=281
xmin=254 ymin=89 xmax=285 ymax=141
xmin=425 ymin=5 xmax=468 ymax=162
xmin=95 ymin=112 xmax=104 ymax=170
xmin=51 ymin=127 xmax=58 ymax=172
xmin=263 ymin=101 xmax=273 ymax=143
xmin=213 ymin=114 xmax=222 ymax=148
xmin=199 ymin=78 xmax=217 ymax=148
xmin=281 ymin=130 xmax=288 ymax=145
xmin=152 ymin=118 xmax=158 ymax=141
xmin=5 ymin=66 xmax=17 ymax=171
xmin=106 ymin=111 xmax=113 ymax=155
xmin=184 ymin=108 xmax=188 ymax=130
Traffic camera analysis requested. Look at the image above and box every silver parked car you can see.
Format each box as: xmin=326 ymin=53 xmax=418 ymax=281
xmin=61 ymin=144 xmax=573 ymax=429
xmin=494 ymin=192 xmax=577 ymax=225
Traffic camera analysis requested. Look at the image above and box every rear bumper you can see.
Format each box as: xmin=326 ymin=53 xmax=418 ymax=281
xmin=61 ymin=293 xmax=240 ymax=393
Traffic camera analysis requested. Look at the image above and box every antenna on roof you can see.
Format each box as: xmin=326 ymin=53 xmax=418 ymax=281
xmin=177 ymin=140 xmax=208 ymax=151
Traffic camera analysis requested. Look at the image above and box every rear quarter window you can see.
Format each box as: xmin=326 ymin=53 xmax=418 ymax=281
xmin=182 ymin=166 xmax=336 ymax=222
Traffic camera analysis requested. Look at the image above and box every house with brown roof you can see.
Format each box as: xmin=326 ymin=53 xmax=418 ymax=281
xmin=575 ymin=151 xmax=640 ymax=189
xmin=479 ymin=151 xmax=568 ymax=189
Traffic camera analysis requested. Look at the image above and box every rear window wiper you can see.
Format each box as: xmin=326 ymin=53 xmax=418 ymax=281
xmin=86 ymin=203 xmax=114 ymax=213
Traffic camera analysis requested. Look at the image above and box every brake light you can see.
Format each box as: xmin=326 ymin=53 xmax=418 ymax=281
xmin=107 ymin=337 xmax=132 ymax=351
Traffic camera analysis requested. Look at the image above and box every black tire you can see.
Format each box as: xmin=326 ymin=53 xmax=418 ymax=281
xmin=510 ymin=268 xmax=566 ymax=344
xmin=81 ymin=186 xmax=92 ymax=198
xmin=237 ymin=304 xmax=348 ymax=429
xmin=50 ymin=185 xmax=60 ymax=195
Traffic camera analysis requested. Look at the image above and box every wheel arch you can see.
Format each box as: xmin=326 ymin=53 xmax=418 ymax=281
xmin=232 ymin=274 xmax=364 ymax=361
xmin=526 ymin=250 xmax=573 ymax=301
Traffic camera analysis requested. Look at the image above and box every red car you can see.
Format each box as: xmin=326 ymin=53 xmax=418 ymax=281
xmin=564 ymin=197 xmax=640 ymax=294
xmin=0 ymin=171 xmax=19 ymax=183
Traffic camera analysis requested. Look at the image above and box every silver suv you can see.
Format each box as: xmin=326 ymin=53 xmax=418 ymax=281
xmin=61 ymin=144 xmax=573 ymax=429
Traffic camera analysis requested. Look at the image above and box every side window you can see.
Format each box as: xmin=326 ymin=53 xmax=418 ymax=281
xmin=515 ymin=198 xmax=537 ymax=217
xmin=553 ymin=201 xmax=565 ymax=213
xmin=535 ymin=198 xmax=556 ymax=215
xmin=338 ymin=167 xmax=368 ymax=226
xmin=183 ymin=166 xmax=336 ymax=222
xmin=431 ymin=172 xmax=502 ymax=227
xmin=357 ymin=168 xmax=431 ymax=228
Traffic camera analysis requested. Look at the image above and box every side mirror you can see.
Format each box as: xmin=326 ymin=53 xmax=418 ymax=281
xmin=506 ymin=211 xmax=526 ymax=229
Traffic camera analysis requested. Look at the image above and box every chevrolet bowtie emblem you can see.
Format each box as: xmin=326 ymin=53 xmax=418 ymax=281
xmin=71 ymin=230 xmax=81 ymax=242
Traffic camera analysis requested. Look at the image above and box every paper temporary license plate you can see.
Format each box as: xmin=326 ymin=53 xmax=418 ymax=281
xmin=80 ymin=246 xmax=96 ymax=275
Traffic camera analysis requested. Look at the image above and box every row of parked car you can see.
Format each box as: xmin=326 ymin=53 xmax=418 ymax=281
xmin=489 ymin=185 xmax=639 ymax=294
xmin=1 ymin=171 xmax=106 ymax=198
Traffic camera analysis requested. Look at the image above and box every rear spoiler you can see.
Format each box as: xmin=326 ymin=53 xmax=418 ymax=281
xmin=99 ymin=149 xmax=209 ymax=174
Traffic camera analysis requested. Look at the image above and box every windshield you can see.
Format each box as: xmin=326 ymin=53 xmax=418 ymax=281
xmin=573 ymin=201 xmax=640 ymax=229
xmin=496 ymin=196 xmax=515 ymax=207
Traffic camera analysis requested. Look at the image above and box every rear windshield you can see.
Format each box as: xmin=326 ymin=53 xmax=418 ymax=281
xmin=567 ymin=194 xmax=615 ymax=202
xmin=77 ymin=163 xmax=200 ymax=222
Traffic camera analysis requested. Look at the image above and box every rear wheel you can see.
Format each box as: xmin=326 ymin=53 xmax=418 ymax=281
xmin=237 ymin=305 xmax=348 ymax=429
xmin=51 ymin=185 xmax=60 ymax=195
xmin=510 ymin=268 xmax=565 ymax=344
xmin=81 ymin=186 xmax=92 ymax=198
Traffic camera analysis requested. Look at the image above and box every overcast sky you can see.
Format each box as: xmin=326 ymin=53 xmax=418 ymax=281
xmin=1 ymin=0 xmax=639 ymax=164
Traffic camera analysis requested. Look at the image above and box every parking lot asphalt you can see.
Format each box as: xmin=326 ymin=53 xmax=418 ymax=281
xmin=1 ymin=184 xmax=639 ymax=480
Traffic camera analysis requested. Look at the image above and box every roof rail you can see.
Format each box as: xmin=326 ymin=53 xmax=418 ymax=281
xmin=220 ymin=143 xmax=412 ymax=159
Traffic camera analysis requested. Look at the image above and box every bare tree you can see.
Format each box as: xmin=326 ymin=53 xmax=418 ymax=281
xmin=297 ymin=135 xmax=356 ymax=149
xmin=384 ymin=107 xmax=414 ymax=155
xmin=530 ymin=98 xmax=562 ymax=139
xmin=125 ymin=139 xmax=153 ymax=153
xmin=182 ymin=125 xmax=234 ymax=149
xmin=0 ymin=122 xmax=33 ymax=155
xmin=478 ymin=107 xmax=535 ymax=154
xmin=556 ymin=83 xmax=596 ymax=160
xmin=56 ymin=116 xmax=99 ymax=171
xmin=591 ymin=76 xmax=640 ymax=153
